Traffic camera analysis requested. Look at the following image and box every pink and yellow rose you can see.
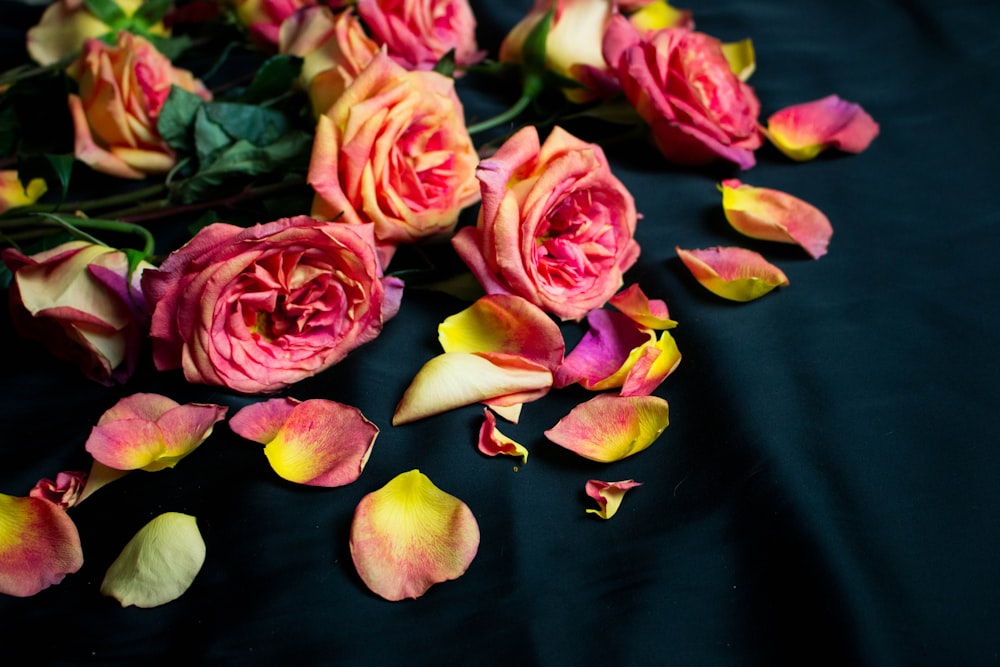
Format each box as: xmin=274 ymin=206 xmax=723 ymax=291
xmin=229 ymin=0 xmax=317 ymax=48
xmin=308 ymin=51 xmax=480 ymax=261
xmin=142 ymin=215 xmax=403 ymax=394
xmin=1 ymin=240 xmax=151 ymax=385
xmin=0 ymin=170 xmax=47 ymax=214
xmin=452 ymin=124 xmax=640 ymax=322
xmin=67 ymin=32 xmax=212 ymax=180
xmin=602 ymin=16 xmax=762 ymax=168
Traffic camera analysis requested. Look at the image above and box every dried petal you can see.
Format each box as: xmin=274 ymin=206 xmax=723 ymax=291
xmin=764 ymin=94 xmax=879 ymax=161
xmin=676 ymin=246 xmax=789 ymax=302
xmin=477 ymin=409 xmax=529 ymax=463
xmin=392 ymin=352 xmax=553 ymax=425
xmin=585 ymin=479 xmax=642 ymax=519
xmin=100 ymin=512 xmax=205 ymax=608
xmin=0 ymin=493 xmax=83 ymax=597
xmin=544 ymin=394 xmax=670 ymax=462
xmin=350 ymin=470 xmax=479 ymax=601
xmin=230 ymin=398 xmax=378 ymax=487
xmin=720 ymin=179 xmax=833 ymax=259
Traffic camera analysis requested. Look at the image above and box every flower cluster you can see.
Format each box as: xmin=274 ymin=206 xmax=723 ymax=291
xmin=0 ymin=0 xmax=877 ymax=602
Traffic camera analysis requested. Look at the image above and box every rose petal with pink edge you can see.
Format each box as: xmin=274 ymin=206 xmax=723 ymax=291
xmin=0 ymin=493 xmax=83 ymax=597
xmin=609 ymin=283 xmax=677 ymax=330
xmin=478 ymin=409 xmax=529 ymax=463
xmin=438 ymin=294 xmax=564 ymax=371
xmin=585 ymin=479 xmax=643 ymax=519
xmin=231 ymin=398 xmax=379 ymax=487
xmin=720 ymin=179 xmax=833 ymax=259
xmin=764 ymin=94 xmax=880 ymax=161
xmin=100 ymin=512 xmax=205 ymax=608
xmin=544 ymin=394 xmax=670 ymax=463
xmin=676 ymin=246 xmax=789 ymax=302
xmin=392 ymin=352 xmax=553 ymax=425
xmin=30 ymin=471 xmax=88 ymax=508
xmin=601 ymin=330 xmax=682 ymax=397
xmin=554 ymin=309 xmax=652 ymax=389
xmin=350 ymin=469 xmax=479 ymax=601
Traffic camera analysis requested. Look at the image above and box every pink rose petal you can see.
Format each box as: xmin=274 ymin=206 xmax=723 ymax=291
xmin=29 ymin=471 xmax=88 ymax=509
xmin=720 ymin=179 xmax=833 ymax=259
xmin=585 ymin=479 xmax=643 ymax=519
xmin=765 ymin=94 xmax=879 ymax=161
xmin=676 ymin=246 xmax=789 ymax=302
xmin=608 ymin=283 xmax=677 ymax=330
xmin=230 ymin=398 xmax=378 ymax=487
xmin=544 ymin=394 xmax=670 ymax=462
xmin=477 ymin=408 xmax=529 ymax=463
xmin=350 ymin=469 xmax=480 ymax=601
xmin=0 ymin=493 xmax=83 ymax=597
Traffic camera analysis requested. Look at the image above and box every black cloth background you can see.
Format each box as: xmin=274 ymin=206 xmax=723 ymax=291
xmin=2 ymin=1 xmax=999 ymax=665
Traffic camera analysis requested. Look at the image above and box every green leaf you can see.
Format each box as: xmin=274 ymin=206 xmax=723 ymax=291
xmin=83 ymin=0 xmax=128 ymax=28
xmin=44 ymin=154 xmax=75 ymax=199
xmin=16 ymin=153 xmax=74 ymax=200
xmin=132 ymin=0 xmax=171 ymax=28
xmin=240 ymin=55 xmax=303 ymax=104
xmin=433 ymin=50 xmax=457 ymax=78
xmin=157 ymin=86 xmax=206 ymax=153
xmin=0 ymin=106 xmax=20 ymax=157
xmin=147 ymin=34 xmax=193 ymax=61
xmin=193 ymin=107 xmax=233 ymax=164
xmin=203 ymin=102 xmax=288 ymax=146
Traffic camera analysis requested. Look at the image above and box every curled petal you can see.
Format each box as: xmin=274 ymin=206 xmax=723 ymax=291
xmin=29 ymin=471 xmax=88 ymax=508
xmin=585 ymin=479 xmax=642 ymax=519
xmin=608 ymin=283 xmax=677 ymax=329
xmin=544 ymin=394 xmax=670 ymax=462
xmin=438 ymin=295 xmax=564 ymax=371
xmin=230 ymin=398 xmax=378 ymax=487
xmin=350 ymin=470 xmax=480 ymax=601
xmin=721 ymin=38 xmax=756 ymax=81
xmin=478 ymin=409 xmax=529 ymax=463
xmin=613 ymin=330 xmax=682 ymax=397
xmin=764 ymin=94 xmax=880 ymax=161
xmin=720 ymin=179 xmax=833 ymax=259
xmin=392 ymin=352 xmax=553 ymax=425
xmin=0 ymin=493 xmax=83 ymax=597
xmin=676 ymin=246 xmax=789 ymax=302
xmin=100 ymin=512 xmax=206 ymax=608
xmin=555 ymin=309 xmax=653 ymax=389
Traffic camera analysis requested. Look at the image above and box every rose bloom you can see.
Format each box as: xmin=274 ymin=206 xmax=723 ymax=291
xmin=26 ymin=0 xmax=169 ymax=66
xmin=67 ymin=33 xmax=211 ymax=180
xmin=451 ymin=125 xmax=640 ymax=322
xmin=1 ymin=241 xmax=151 ymax=385
xmin=229 ymin=0 xmax=317 ymax=47
xmin=142 ymin=216 xmax=403 ymax=394
xmin=278 ymin=5 xmax=379 ymax=116
xmin=350 ymin=0 xmax=484 ymax=71
xmin=308 ymin=51 xmax=480 ymax=262
xmin=602 ymin=16 xmax=762 ymax=168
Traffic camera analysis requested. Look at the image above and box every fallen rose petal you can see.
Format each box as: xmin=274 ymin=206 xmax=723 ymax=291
xmin=85 ymin=394 xmax=228 ymax=471
xmin=100 ymin=512 xmax=205 ymax=608
xmin=478 ymin=409 xmax=529 ymax=463
xmin=438 ymin=295 xmax=564 ymax=371
xmin=230 ymin=398 xmax=378 ymax=487
xmin=608 ymin=283 xmax=677 ymax=330
xmin=720 ymin=179 xmax=833 ymax=259
xmin=721 ymin=38 xmax=756 ymax=81
xmin=554 ymin=309 xmax=652 ymax=389
xmin=392 ymin=352 xmax=553 ymax=425
xmin=29 ymin=471 xmax=88 ymax=508
xmin=676 ymin=246 xmax=789 ymax=302
xmin=350 ymin=469 xmax=479 ymax=601
xmin=764 ymin=94 xmax=880 ymax=161
xmin=0 ymin=493 xmax=83 ymax=597
xmin=605 ymin=330 xmax=682 ymax=397
xmin=585 ymin=479 xmax=642 ymax=519
xmin=544 ymin=394 xmax=670 ymax=462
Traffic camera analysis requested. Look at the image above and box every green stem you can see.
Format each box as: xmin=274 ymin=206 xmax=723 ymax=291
xmin=467 ymin=92 xmax=535 ymax=136
xmin=7 ymin=182 xmax=169 ymax=218
xmin=111 ymin=178 xmax=306 ymax=223
xmin=34 ymin=213 xmax=156 ymax=256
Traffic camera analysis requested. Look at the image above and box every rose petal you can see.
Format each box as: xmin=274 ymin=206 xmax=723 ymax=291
xmin=544 ymin=394 xmax=670 ymax=462
xmin=231 ymin=398 xmax=378 ymax=487
xmin=350 ymin=470 xmax=479 ymax=601
xmin=676 ymin=246 xmax=789 ymax=302
xmin=392 ymin=352 xmax=553 ymax=425
xmin=608 ymin=283 xmax=677 ymax=329
xmin=29 ymin=471 xmax=88 ymax=509
xmin=721 ymin=38 xmax=756 ymax=81
xmin=0 ymin=170 xmax=47 ymax=214
xmin=0 ymin=493 xmax=83 ymax=597
xmin=477 ymin=409 xmax=529 ymax=463
xmin=554 ymin=309 xmax=652 ymax=389
xmin=608 ymin=330 xmax=682 ymax=397
xmin=438 ymin=294 xmax=564 ymax=371
xmin=720 ymin=179 xmax=833 ymax=259
xmin=764 ymin=94 xmax=880 ymax=161
xmin=100 ymin=512 xmax=206 ymax=608
xmin=585 ymin=479 xmax=643 ymax=519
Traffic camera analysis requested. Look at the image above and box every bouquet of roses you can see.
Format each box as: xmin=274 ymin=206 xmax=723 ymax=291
xmin=0 ymin=0 xmax=877 ymax=604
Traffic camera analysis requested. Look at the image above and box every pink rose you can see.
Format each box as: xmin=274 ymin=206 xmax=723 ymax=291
xmin=602 ymin=16 xmax=762 ymax=168
xmin=353 ymin=0 xmax=484 ymax=71
xmin=141 ymin=216 xmax=403 ymax=394
xmin=1 ymin=241 xmax=151 ymax=385
xmin=67 ymin=33 xmax=212 ymax=179
xmin=230 ymin=0 xmax=316 ymax=48
xmin=452 ymin=125 xmax=640 ymax=322
xmin=308 ymin=51 xmax=480 ymax=262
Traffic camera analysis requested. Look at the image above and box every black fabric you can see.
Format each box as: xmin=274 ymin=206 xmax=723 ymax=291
xmin=2 ymin=2 xmax=999 ymax=665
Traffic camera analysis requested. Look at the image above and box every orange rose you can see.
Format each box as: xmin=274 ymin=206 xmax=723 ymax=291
xmin=67 ymin=32 xmax=211 ymax=179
